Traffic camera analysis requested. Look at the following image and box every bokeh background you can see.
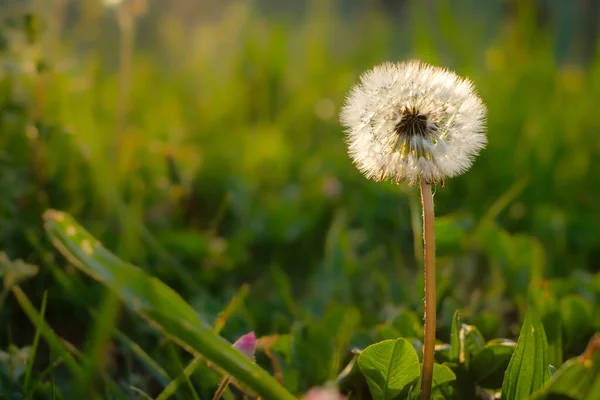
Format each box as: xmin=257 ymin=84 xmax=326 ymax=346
xmin=1 ymin=0 xmax=599 ymax=398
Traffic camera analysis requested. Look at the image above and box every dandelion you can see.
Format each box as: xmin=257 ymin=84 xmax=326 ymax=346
xmin=340 ymin=61 xmax=486 ymax=186
xmin=340 ymin=61 xmax=487 ymax=400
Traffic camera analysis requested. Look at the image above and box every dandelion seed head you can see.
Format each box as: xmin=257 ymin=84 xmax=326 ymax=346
xmin=340 ymin=61 xmax=487 ymax=185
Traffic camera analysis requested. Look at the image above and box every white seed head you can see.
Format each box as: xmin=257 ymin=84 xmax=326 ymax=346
xmin=340 ymin=61 xmax=487 ymax=186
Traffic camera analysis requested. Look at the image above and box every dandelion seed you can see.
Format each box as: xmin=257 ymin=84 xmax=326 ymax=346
xmin=340 ymin=61 xmax=487 ymax=186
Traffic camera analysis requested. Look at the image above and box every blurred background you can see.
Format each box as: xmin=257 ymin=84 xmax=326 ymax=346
xmin=0 ymin=0 xmax=599 ymax=397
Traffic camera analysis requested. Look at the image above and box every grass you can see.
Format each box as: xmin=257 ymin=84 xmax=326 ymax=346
xmin=0 ymin=0 xmax=599 ymax=399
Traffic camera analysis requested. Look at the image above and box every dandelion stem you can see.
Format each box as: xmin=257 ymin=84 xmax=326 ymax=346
xmin=419 ymin=179 xmax=436 ymax=400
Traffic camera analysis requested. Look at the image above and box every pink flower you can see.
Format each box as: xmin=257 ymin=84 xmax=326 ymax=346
xmin=303 ymin=387 xmax=346 ymax=400
xmin=232 ymin=332 xmax=257 ymax=360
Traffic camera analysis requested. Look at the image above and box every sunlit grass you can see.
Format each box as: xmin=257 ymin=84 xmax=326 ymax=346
xmin=0 ymin=1 xmax=599 ymax=398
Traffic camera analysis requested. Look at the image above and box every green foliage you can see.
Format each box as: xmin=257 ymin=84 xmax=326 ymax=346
xmin=0 ymin=1 xmax=599 ymax=399
xmin=470 ymin=339 xmax=515 ymax=389
xmin=501 ymin=312 xmax=551 ymax=400
xmin=532 ymin=335 xmax=600 ymax=400
xmin=43 ymin=209 xmax=294 ymax=400
xmin=358 ymin=339 xmax=420 ymax=399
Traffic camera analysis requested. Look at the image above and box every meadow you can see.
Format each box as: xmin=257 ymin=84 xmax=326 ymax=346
xmin=0 ymin=1 xmax=599 ymax=399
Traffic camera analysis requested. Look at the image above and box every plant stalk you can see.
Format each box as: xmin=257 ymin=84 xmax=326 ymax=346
xmin=419 ymin=179 xmax=436 ymax=400
xmin=114 ymin=4 xmax=135 ymax=159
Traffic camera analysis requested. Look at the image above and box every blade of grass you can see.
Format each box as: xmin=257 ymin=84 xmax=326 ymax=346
xmin=213 ymin=284 xmax=250 ymax=334
xmin=43 ymin=209 xmax=295 ymax=400
xmin=109 ymin=191 xmax=199 ymax=292
xmin=156 ymin=284 xmax=251 ymax=399
xmin=79 ymin=288 xmax=122 ymax=396
xmin=167 ymin=344 xmax=202 ymax=400
xmin=156 ymin=356 xmax=204 ymax=400
xmin=130 ymin=386 xmax=153 ymax=399
xmin=112 ymin=328 xmax=171 ymax=388
xmin=479 ymin=178 xmax=528 ymax=227
xmin=23 ymin=290 xmax=48 ymax=390
xmin=59 ymin=339 xmax=128 ymax=400
xmin=25 ymin=356 xmax=64 ymax=399
xmin=25 ymin=229 xmax=74 ymax=293
xmin=51 ymin=348 xmax=56 ymax=400
xmin=28 ymin=230 xmax=170 ymax=390
xmin=13 ymin=286 xmax=127 ymax=400
xmin=12 ymin=286 xmax=84 ymax=384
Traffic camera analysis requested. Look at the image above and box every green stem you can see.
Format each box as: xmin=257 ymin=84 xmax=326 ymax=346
xmin=419 ymin=179 xmax=436 ymax=400
xmin=114 ymin=5 xmax=135 ymax=158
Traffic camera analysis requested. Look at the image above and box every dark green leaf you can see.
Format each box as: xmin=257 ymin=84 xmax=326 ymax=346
xmin=470 ymin=339 xmax=516 ymax=389
xmin=560 ymin=295 xmax=593 ymax=353
xmin=472 ymin=311 xmax=501 ymax=341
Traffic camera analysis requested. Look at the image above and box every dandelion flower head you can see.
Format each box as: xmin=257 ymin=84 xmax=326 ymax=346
xmin=340 ymin=61 xmax=487 ymax=186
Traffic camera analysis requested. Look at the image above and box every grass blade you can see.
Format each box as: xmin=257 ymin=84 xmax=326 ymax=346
xmin=112 ymin=328 xmax=171 ymax=388
xmin=23 ymin=290 xmax=48 ymax=390
xmin=79 ymin=288 xmax=122 ymax=396
xmin=43 ymin=209 xmax=295 ymax=400
xmin=12 ymin=286 xmax=84 ymax=384
xmin=155 ymin=356 xmax=204 ymax=400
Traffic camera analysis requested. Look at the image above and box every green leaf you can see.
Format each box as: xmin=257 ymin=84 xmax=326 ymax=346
xmin=560 ymin=295 xmax=593 ymax=352
xmin=411 ymin=363 xmax=457 ymax=399
xmin=448 ymin=312 xmax=485 ymax=369
xmin=43 ymin=210 xmax=294 ymax=400
xmin=12 ymin=287 xmax=84 ymax=383
xmin=23 ymin=290 xmax=47 ymax=390
xmin=391 ymin=309 xmax=424 ymax=339
xmin=460 ymin=324 xmax=485 ymax=370
xmin=532 ymin=334 xmax=600 ymax=400
xmin=431 ymin=363 xmax=456 ymax=397
xmin=376 ymin=324 xmax=401 ymax=341
xmin=470 ymin=339 xmax=516 ymax=389
xmin=530 ymin=287 xmax=563 ymax=368
xmin=289 ymin=306 xmax=358 ymax=392
xmin=434 ymin=215 xmax=470 ymax=255
xmin=472 ymin=311 xmax=501 ymax=341
xmin=449 ymin=311 xmax=461 ymax=363
xmin=501 ymin=311 xmax=551 ymax=400
xmin=358 ymin=339 xmax=420 ymax=400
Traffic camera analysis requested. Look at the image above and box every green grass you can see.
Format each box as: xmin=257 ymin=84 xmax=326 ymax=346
xmin=0 ymin=0 xmax=599 ymax=399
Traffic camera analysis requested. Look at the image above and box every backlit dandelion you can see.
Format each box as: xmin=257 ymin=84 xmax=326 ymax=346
xmin=340 ymin=61 xmax=486 ymax=186
xmin=340 ymin=60 xmax=487 ymax=400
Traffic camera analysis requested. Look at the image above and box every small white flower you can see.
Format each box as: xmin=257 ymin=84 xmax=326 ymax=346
xmin=340 ymin=61 xmax=487 ymax=186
